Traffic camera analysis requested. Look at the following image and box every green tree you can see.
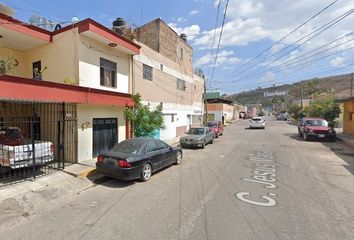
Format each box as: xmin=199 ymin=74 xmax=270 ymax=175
xmin=303 ymin=95 xmax=341 ymax=127
xmin=124 ymin=93 xmax=165 ymax=138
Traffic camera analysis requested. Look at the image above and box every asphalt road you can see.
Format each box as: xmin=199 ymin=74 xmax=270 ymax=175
xmin=1 ymin=117 xmax=354 ymax=240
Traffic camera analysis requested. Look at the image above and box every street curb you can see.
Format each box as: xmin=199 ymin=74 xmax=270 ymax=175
xmin=62 ymin=166 xmax=98 ymax=179
xmin=337 ymin=136 xmax=354 ymax=148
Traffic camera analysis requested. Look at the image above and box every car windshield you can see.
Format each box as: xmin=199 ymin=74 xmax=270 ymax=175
xmin=188 ymin=128 xmax=205 ymax=135
xmin=305 ymin=120 xmax=328 ymax=126
xmin=252 ymin=118 xmax=262 ymax=121
xmin=109 ymin=139 xmax=143 ymax=155
xmin=206 ymin=122 xmax=217 ymax=127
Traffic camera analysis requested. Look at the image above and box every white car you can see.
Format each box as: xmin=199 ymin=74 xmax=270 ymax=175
xmin=249 ymin=117 xmax=266 ymax=129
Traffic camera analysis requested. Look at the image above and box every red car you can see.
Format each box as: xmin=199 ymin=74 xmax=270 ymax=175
xmin=298 ymin=117 xmax=336 ymax=141
xmin=206 ymin=121 xmax=224 ymax=138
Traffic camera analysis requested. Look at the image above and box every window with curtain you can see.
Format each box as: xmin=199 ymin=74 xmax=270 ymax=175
xmin=100 ymin=58 xmax=117 ymax=88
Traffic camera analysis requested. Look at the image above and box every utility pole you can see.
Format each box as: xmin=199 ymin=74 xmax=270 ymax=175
xmin=351 ymin=72 xmax=353 ymax=97
xmin=301 ymin=84 xmax=304 ymax=109
xmin=204 ymin=80 xmax=208 ymax=124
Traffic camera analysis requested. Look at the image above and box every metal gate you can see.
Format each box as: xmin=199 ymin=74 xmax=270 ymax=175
xmin=0 ymin=101 xmax=77 ymax=186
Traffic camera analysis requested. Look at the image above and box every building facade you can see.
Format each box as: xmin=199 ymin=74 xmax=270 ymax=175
xmin=343 ymin=97 xmax=354 ymax=134
xmin=0 ymin=12 xmax=140 ymax=167
xmin=132 ymin=19 xmax=204 ymax=140
xmin=206 ymin=98 xmax=245 ymax=124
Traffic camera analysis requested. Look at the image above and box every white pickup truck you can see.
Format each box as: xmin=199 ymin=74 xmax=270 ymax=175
xmin=0 ymin=127 xmax=54 ymax=173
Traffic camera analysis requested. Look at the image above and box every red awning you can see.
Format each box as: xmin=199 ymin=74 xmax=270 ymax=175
xmin=0 ymin=75 xmax=134 ymax=107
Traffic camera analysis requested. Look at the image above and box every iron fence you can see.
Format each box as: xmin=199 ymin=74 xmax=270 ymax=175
xmin=0 ymin=101 xmax=77 ymax=186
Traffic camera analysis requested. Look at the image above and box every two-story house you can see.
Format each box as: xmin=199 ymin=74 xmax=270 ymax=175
xmin=132 ymin=18 xmax=205 ymax=140
xmin=0 ymin=11 xmax=140 ymax=171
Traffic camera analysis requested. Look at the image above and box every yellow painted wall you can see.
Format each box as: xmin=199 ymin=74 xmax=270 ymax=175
xmin=25 ymin=30 xmax=78 ymax=84
xmin=77 ymin=104 xmax=126 ymax=163
xmin=0 ymin=48 xmax=27 ymax=77
xmin=343 ymin=99 xmax=354 ymax=134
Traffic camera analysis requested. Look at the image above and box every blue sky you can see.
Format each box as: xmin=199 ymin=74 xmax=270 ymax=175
xmin=3 ymin=0 xmax=354 ymax=95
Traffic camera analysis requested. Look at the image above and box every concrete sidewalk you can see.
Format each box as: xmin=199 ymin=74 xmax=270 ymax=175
xmin=337 ymin=132 xmax=354 ymax=148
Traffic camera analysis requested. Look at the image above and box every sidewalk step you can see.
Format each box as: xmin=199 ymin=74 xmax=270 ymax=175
xmin=62 ymin=164 xmax=97 ymax=179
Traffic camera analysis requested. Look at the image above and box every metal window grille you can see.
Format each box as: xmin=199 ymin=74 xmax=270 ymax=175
xmin=177 ymin=78 xmax=186 ymax=91
xmin=143 ymin=64 xmax=153 ymax=80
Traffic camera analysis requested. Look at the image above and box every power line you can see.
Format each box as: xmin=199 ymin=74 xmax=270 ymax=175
xmin=205 ymin=0 xmax=222 ymax=80
xmin=225 ymin=7 xmax=354 ymax=82
xmin=209 ymin=0 xmax=230 ymax=87
xmin=232 ymin=35 xmax=354 ymax=82
xmin=221 ymin=0 xmax=339 ymax=80
xmin=215 ymin=43 xmax=354 ymax=87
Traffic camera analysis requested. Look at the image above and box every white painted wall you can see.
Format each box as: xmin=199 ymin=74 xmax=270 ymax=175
xmin=77 ymin=104 xmax=126 ymax=163
xmin=78 ymin=36 xmax=130 ymax=93
xmin=141 ymin=101 xmax=197 ymax=140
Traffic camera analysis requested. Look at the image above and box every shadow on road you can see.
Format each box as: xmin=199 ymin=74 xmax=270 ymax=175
xmin=323 ymin=141 xmax=354 ymax=176
xmin=87 ymin=175 xmax=136 ymax=188
xmin=286 ymin=132 xmax=354 ymax=176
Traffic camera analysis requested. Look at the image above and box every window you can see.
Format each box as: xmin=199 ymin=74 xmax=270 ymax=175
xmin=32 ymin=61 xmax=42 ymax=80
xmin=154 ymin=140 xmax=169 ymax=150
xmin=146 ymin=141 xmax=159 ymax=153
xmin=143 ymin=64 xmax=153 ymax=80
xmin=177 ymin=78 xmax=186 ymax=91
xmin=179 ymin=47 xmax=184 ymax=60
xmin=100 ymin=58 xmax=117 ymax=88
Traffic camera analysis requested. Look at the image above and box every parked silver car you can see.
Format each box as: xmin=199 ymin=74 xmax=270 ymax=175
xmin=180 ymin=127 xmax=214 ymax=149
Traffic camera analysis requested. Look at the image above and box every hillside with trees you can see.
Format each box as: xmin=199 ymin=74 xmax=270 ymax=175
xmin=225 ymin=73 xmax=353 ymax=105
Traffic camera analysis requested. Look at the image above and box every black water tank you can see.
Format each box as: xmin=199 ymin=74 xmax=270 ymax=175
xmin=180 ymin=33 xmax=187 ymax=41
xmin=113 ymin=17 xmax=127 ymax=28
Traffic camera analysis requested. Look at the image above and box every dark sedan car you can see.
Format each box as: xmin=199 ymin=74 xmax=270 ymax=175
xmin=96 ymin=138 xmax=182 ymax=182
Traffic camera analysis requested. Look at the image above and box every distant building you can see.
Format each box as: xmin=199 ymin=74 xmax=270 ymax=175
xmin=206 ymin=98 xmax=245 ymax=124
xmin=132 ymin=19 xmax=204 ymax=140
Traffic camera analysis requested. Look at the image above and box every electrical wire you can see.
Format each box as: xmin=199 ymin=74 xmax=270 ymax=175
xmin=205 ymin=0 xmax=222 ymax=80
xmin=208 ymin=0 xmax=230 ymax=88
xmin=224 ymin=7 xmax=354 ymax=82
xmin=221 ymin=0 xmax=339 ymax=79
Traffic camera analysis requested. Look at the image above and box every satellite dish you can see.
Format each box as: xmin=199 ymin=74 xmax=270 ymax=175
xmin=0 ymin=3 xmax=15 ymax=16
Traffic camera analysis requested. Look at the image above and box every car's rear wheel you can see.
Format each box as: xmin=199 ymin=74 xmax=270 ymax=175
xmin=210 ymin=138 xmax=214 ymax=144
xmin=175 ymin=151 xmax=182 ymax=165
xmin=140 ymin=163 xmax=152 ymax=182
xmin=215 ymin=133 xmax=219 ymax=138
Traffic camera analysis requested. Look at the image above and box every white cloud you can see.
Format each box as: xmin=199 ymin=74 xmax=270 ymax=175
xmin=168 ymin=23 xmax=201 ymax=40
xmin=194 ymin=50 xmax=240 ymax=67
xmin=260 ymin=71 xmax=276 ymax=83
xmin=330 ymin=56 xmax=345 ymax=67
xmin=177 ymin=17 xmax=187 ymax=23
xmin=190 ymin=10 xmax=200 ymax=15
xmin=194 ymin=0 xmax=354 ymax=50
